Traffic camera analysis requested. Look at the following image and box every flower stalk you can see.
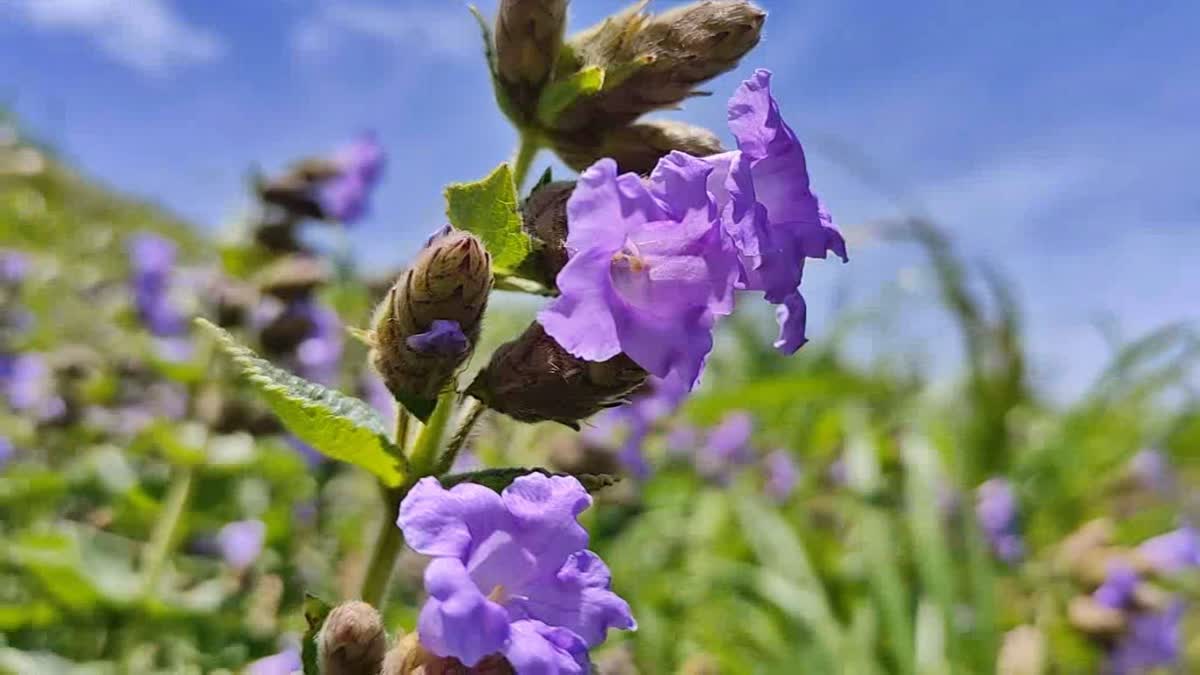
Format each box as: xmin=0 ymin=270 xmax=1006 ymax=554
xmin=140 ymin=465 xmax=194 ymax=597
xmin=511 ymin=131 xmax=541 ymax=193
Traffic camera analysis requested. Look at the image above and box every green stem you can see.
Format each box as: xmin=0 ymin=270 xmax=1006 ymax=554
xmin=140 ymin=466 xmax=194 ymax=596
xmin=408 ymin=389 xmax=458 ymax=476
xmin=511 ymin=132 xmax=541 ymax=193
xmin=436 ymin=398 xmax=488 ymax=475
xmin=359 ymin=486 xmax=407 ymax=607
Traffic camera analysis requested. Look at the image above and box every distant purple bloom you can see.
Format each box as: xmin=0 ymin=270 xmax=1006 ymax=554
xmin=706 ymin=70 xmax=847 ymax=354
xmin=397 ymin=474 xmax=635 ymax=670
xmin=1137 ymin=527 xmax=1200 ymax=573
xmin=0 ymin=250 xmax=29 ymax=286
xmin=665 ymin=424 xmax=698 ymax=458
xmin=827 ymin=456 xmax=848 ymax=486
xmin=0 ymin=352 xmax=64 ymax=420
xmin=1093 ymin=563 xmax=1140 ymax=610
xmin=361 ymin=370 xmax=395 ymax=427
xmin=587 ymin=375 xmax=691 ymax=480
xmin=449 ymin=448 xmax=481 ymax=474
xmin=246 ymin=646 xmax=301 ymax=675
xmin=764 ymin=450 xmax=799 ymax=502
xmin=1106 ymin=601 xmax=1186 ymax=675
xmin=0 ymin=436 xmax=13 ymax=468
xmin=539 ymin=154 xmax=738 ymax=390
xmin=286 ymin=435 xmax=326 ymax=467
xmin=217 ymin=519 xmax=266 ymax=571
xmin=975 ymin=478 xmax=1023 ymax=564
xmin=696 ymin=411 xmax=754 ymax=483
xmin=316 ymin=133 xmax=386 ymax=224
xmin=293 ymin=301 xmax=343 ymax=385
xmin=407 ymin=319 xmax=469 ymax=355
xmin=127 ymin=233 xmax=186 ymax=337
xmin=1129 ymin=448 xmax=1172 ymax=493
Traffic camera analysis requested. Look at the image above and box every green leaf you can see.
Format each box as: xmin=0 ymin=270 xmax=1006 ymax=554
xmin=536 ymin=65 xmax=605 ymax=128
xmin=442 ymin=467 xmax=619 ymax=493
xmin=197 ymin=319 xmax=407 ymax=486
xmin=302 ymin=593 xmax=334 ymax=675
xmin=531 ymin=166 xmax=554 ymax=195
xmin=444 ymin=163 xmax=531 ymax=274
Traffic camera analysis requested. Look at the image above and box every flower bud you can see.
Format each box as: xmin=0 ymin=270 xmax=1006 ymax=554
xmin=495 ymin=0 xmax=568 ymax=120
xmin=519 ymin=180 xmax=573 ymax=286
xmin=370 ymin=228 xmax=492 ymax=408
xmin=317 ymin=601 xmax=388 ymax=675
xmin=553 ymin=0 xmax=765 ymax=132
xmin=466 ymin=322 xmax=647 ymax=429
xmin=1067 ymin=595 xmax=1126 ymax=636
xmin=554 ymin=120 xmax=723 ymax=175
xmin=255 ymin=158 xmax=342 ymax=221
xmin=996 ymin=625 xmax=1046 ymax=675
xmin=255 ymin=255 xmax=330 ymax=301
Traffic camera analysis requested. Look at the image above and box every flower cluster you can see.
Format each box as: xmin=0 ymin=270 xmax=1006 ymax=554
xmin=397 ymin=473 xmax=635 ymax=672
xmin=539 ymin=70 xmax=846 ymax=391
xmin=127 ymin=233 xmax=187 ymax=339
xmin=316 ymin=132 xmax=386 ymax=224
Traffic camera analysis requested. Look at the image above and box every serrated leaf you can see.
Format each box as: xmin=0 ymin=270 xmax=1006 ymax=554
xmin=444 ymin=163 xmax=530 ymax=274
xmin=442 ymin=467 xmax=619 ymax=493
xmin=197 ymin=319 xmax=406 ymax=486
xmin=537 ymin=65 xmax=605 ymax=128
xmin=302 ymin=593 xmax=333 ymax=675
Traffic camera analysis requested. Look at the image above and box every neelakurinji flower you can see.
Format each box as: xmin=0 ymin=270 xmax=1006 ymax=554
xmin=216 ymin=519 xmax=266 ymax=571
xmin=1093 ymin=563 xmax=1140 ymax=610
xmin=0 ymin=249 xmax=28 ymax=286
xmin=127 ymin=232 xmax=186 ymax=338
xmin=293 ymin=300 xmax=344 ymax=386
xmin=1129 ymin=448 xmax=1173 ymax=493
xmin=763 ymin=449 xmax=799 ymax=502
xmin=975 ymin=478 xmax=1023 ymax=564
xmin=0 ymin=352 xmax=65 ymax=420
xmin=1137 ymin=526 xmax=1200 ymax=573
xmin=705 ymin=69 xmax=848 ymax=354
xmin=583 ymin=374 xmax=690 ymax=479
xmin=316 ymin=132 xmax=386 ymax=224
xmin=696 ymin=411 xmax=755 ymax=483
xmin=1106 ymin=602 xmax=1186 ymax=675
xmin=538 ymin=153 xmax=738 ymax=390
xmin=246 ymin=646 xmax=302 ymax=675
xmin=397 ymin=474 xmax=635 ymax=672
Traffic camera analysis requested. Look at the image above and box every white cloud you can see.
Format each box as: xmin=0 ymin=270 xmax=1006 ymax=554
xmin=8 ymin=0 xmax=224 ymax=76
xmin=291 ymin=3 xmax=478 ymax=62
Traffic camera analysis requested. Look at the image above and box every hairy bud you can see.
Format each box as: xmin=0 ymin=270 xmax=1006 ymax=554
xmin=317 ymin=601 xmax=388 ymax=675
xmin=554 ymin=120 xmax=723 ymax=174
xmin=554 ymin=0 xmax=765 ymax=132
xmin=996 ymin=626 xmax=1046 ymax=675
xmin=255 ymin=158 xmax=341 ymax=220
xmin=495 ymin=0 xmax=568 ymax=120
xmin=1067 ymin=595 xmax=1126 ymax=635
xmin=520 ymin=180 xmax=573 ymax=286
xmin=467 ymin=322 xmax=647 ymax=429
xmin=370 ymin=228 xmax=492 ymax=408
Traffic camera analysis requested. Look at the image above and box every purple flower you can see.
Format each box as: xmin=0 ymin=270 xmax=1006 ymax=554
xmin=1137 ymin=527 xmax=1200 ymax=573
xmin=706 ymin=70 xmax=847 ymax=354
xmin=0 ymin=250 xmax=29 ymax=286
xmin=1129 ymin=448 xmax=1172 ymax=493
xmin=246 ymin=646 xmax=301 ymax=675
xmin=127 ymin=233 xmax=186 ymax=337
xmin=217 ymin=519 xmax=266 ymax=571
xmin=975 ymin=478 xmax=1023 ymax=564
xmin=316 ymin=133 xmax=386 ymax=224
xmin=538 ymin=154 xmax=738 ymax=390
xmin=586 ymin=375 xmax=691 ymax=480
xmin=0 ymin=352 xmax=65 ymax=420
xmin=292 ymin=301 xmax=343 ymax=385
xmin=1093 ymin=563 xmax=1140 ymax=610
xmin=763 ymin=450 xmax=799 ymax=502
xmin=1106 ymin=601 xmax=1186 ymax=675
xmin=407 ymin=319 xmax=469 ymax=355
xmin=696 ymin=411 xmax=754 ymax=483
xmin=397 ymin=474 xmax=635 ymax=670
xmin=665 ymin=424 xmax=698 ymax=458
xmin=0 ymin=436 xmax=13 ymax=468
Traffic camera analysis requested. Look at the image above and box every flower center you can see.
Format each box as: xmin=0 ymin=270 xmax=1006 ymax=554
xmin=610 ymin=239 xmax=655 ymax=308
xmin=487 ymin=584 xmax=508 ymax=604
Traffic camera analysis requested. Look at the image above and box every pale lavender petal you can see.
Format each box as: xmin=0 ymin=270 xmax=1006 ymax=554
xmin=418 ymin=557 xmax=510 ymax=666
xmin=564 ymin=159 xmax=663 ymax=254
xmin=1093 ymin=564 xmax=1139 ymax=610
xmin=1137 ymin=527 xmax=1200 ymax=573
xmin=764 ymin=450 xmax=799 ymax=502
xmin=398 ymin=477 xmax=512 ymax=558
xmin=217 ymin=519 xmax=266 ymax=570
xmin=503 ymin=620 xmax=589 ymax=675
xmin=502 ymin=474 xmax=592 ymax=570
xmin=539 ymin=247 xmax=623 ymax=363
xmin=773 ymin=291 xmax=808 ymax=354
xmin=246 ymin=647 xmax=301 ymax=675
xmin=515 ymin=550 xmax=636 ymax=647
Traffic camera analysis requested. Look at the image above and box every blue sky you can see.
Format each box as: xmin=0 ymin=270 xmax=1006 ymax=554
xmin=2 ymin=0 xmax=1197 ymax=398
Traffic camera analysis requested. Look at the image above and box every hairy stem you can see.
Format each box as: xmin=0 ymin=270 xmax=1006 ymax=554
xmin=359 ymin=485 xmax=407 ymax=608
xmin=140 ymin=466 xmax=194 ymax=597
xmin=408 ymin=389 xmax=457 ymax=476
xmin=436 ymin=398 xmax=488 ymax=475
xmin=511 ymin=132 xmax=541 ymax=193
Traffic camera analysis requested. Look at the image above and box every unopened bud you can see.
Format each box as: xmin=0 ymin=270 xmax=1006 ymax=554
xmin=996 ymin=625 xmax=1045 ymax=675
xmin=554 ymin=0 xmax=765 ymax=132
xmin=255 ymin=255 xmax=330 ymax=301
xmin=317 ymin=601 xmax=388 ymax=675
xmin=495 ymin=0 xmax=568 ymax=120
xmin=554 ymin=120 xmax=723 ymax=174
xmin=1067 ymin=595 xmax=1126 ymax=636
xmin=370 ymin=228 xmax=491 ymax=410
xmin=519 ymin=180 xmax=573 ymax=286
xmin=255 ymin=158 xmax=341 ymax=220
xmin=467 ymin=322 xmax=647 ymax=429
xmin=1055 ymin=518 xmax=1114 ymax=577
